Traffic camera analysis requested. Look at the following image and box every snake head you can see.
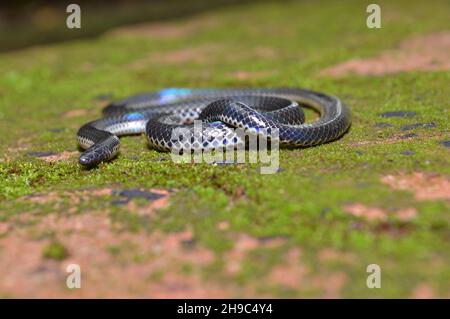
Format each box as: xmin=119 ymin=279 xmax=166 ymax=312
xmin=79 ymin=135 xmax=120 ymax=167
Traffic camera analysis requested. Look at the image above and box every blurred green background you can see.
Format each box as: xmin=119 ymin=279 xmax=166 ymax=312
xmin=0 ymin=0 xmax=266 ymax=51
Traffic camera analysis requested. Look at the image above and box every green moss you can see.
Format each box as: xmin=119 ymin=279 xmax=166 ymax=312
xmin=42 ymin=242 xmax=69 ymax=261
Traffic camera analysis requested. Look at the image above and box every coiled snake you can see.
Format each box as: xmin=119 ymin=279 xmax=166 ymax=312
xmin=77 ymin=88 xmax=351 ymax=167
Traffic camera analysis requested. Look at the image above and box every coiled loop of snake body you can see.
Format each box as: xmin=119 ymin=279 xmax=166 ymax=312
xmin=77 ymin=88 xmax=351 ymax=167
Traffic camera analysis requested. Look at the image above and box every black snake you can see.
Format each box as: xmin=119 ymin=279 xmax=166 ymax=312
xmin=77 ymin=88 xmax=351 ymax=167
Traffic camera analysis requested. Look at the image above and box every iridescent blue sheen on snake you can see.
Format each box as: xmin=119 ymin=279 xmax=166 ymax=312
xmin=76 ymin=88 xmax=351 ymax=167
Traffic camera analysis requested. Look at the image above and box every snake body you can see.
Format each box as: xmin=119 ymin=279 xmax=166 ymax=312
xmin=77 ymin=88 xmax=351 ymax=167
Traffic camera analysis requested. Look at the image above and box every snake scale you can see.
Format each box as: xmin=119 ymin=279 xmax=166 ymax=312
xmin=77 ymin=88 xmax=351 ymax=167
